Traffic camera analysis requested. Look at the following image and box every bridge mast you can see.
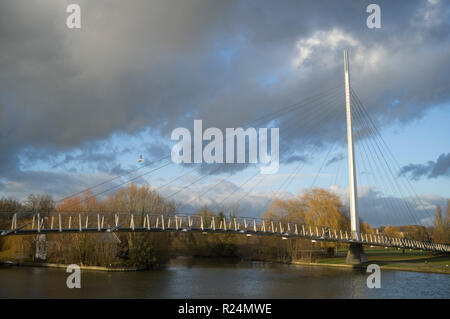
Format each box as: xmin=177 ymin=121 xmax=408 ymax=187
xmin=344 ymin=50 xmax=360 ymax=240
xmin=344 ymin=50 xmax=367 ymax=264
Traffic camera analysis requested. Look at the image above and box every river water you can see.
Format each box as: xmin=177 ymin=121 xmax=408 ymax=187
xmin=0 ymin=258 xmax=449 ymax=298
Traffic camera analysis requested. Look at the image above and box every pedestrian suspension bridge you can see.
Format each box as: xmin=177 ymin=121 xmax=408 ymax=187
xmin=1 ymin=51 xmax=449 ymax=263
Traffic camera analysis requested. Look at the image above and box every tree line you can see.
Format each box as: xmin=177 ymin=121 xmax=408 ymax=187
xmin=0 ymin=186 xmax=448 ymax=268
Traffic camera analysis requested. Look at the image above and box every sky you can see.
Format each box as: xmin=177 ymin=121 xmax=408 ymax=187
xmin=0 ymin=0 xmax=449 ymax=226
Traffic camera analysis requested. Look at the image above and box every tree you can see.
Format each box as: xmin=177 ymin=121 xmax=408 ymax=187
xmin=127 ymin=233 xmax=157 ymax=267
xmin=433 ymin=205 xmax=445 ymax=243
xmin=0 ymin=197 xmax=22 ymax=212
xmin=446 ymin=200 xmax=450 ymax=228
xmin=383 ymin=225 xmax=430 ymax=241
xmin=263 ymin=188 xmax=350 ymax=256
xmin=24 ymin=194 xmax=54 ymax=213
xmin=56 ymin=195 xmax=83 ymax=213
xmin=445 ymin=200 xmax=450 ymax=243
xmin=435 ymin=205 xmax=443 ymax=227
xmin=265 ymin=188 xmax=350 ymax=231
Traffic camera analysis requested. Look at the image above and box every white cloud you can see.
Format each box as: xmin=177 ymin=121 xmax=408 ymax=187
xmin=292 ymin=28 xmax=387 ymax=71
xmin=150 ymin=177 xmax=443 ymax=227
xmin=293 ymin=28 xmax=359 ymax=68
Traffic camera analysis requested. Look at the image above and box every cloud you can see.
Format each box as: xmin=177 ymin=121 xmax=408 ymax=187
xmin=325 ymin=153 xmax=345 ymax=167
xmin=327 ymin=185 xmax=441 ymax=227
xmin=0 ymin=0 xmax=449 ymax=203
xmin=158 ymin=179 xmax=441 ymax=227
xmin=399 ymin=153 xmax=450 ymax=180
xmin=0 ymin=170 xmax=120 ymax=200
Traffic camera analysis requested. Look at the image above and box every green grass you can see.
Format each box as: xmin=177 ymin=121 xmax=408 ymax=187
xmin=315 ymin=248 xmax=450 ymax=273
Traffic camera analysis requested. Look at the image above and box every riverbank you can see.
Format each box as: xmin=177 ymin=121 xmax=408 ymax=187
xmin=2 ymin=248 xmax=449 ymax=274
xmin=0 ymin=261 xmax=146 ymax=272
xmin=2 ymin=257 xmax=449 ymax=298
xmin=293 ymin=248 xmax=450 ymax=274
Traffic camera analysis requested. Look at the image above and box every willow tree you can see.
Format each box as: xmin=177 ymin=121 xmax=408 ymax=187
xmin=433 ymin=203 xmax=450 ymax=244
xmin=264 ymin=188 xmax=351 ymax=231
xmin=433 ymin=205 xmax=445 ymax=243
xmin=446 ymin=200 xmax=450 ymax=243
xmin=263 ymin=188 xmax=351 ymax=257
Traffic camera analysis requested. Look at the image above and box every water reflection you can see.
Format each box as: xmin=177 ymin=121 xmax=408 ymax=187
xmin=0 ymin=258 xmax=448 ymax=298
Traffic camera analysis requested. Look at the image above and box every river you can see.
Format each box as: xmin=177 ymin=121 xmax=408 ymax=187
xmin=0 ymin=258 xmax=449 ymax=298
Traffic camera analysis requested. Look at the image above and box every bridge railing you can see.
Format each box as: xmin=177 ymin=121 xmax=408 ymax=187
xmin=1 ymin=212 xmax=449 ymax=253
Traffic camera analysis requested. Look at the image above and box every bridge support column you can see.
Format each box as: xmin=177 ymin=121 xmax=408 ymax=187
xmin=35 ymin=234 xmax=48 ymax=261
xmin=346 ymin=243 xmax=367 ymax=265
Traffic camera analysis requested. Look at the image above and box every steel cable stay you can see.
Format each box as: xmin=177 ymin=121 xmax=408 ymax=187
xmin=128 ymin=98 xmax=333 ymax=208
xmin=268 ymin=95 xmax=346 ymax=199
xmin=232 ymin=95 xmax=347 ymax=215
xmin=353 ymin=126 xmax=398 ymax=226
xmin=309 ymin=140 xmax=338 ymax=189
xmin=25 ymin=86 xmax=341 ymax=215
xmin=231 ymin=126 xmax=336 ymax=215
xmin=350 ymin=90 xmax=424 ymax=225
xmin=324 ymin=137 xmax=346 ymax=191
xmin=120 ymin=88 xmax=343 ymax=209
xmin=167 ymin=89 xmax=345 ymax=212
xmin=57 ymin=160 xmax=174 ymax=212
xmin=200 ymin=93 xmax=345 ymax=214
xmin=351 ymin=97 xmax=410 ymax=226
xmin=351 ymin=95 xmax=420 ymax=225
xmin=350 ymin=91 xmax=425 ymax=225
xmin=332 ymin=151 xmax=344 ymax=187
xmin=209 ymin=139 xmax=321 ymax=214
xmin=351 ymin=87 xmax=435 ymax=223
xmin=352 ymin=116 xmax=400 ymax=226
xmin=42 ymin=85 xmax=343 ymax=213
xmin=51 ymin=86 xmax=338 ymax=203
xmin=54 ymin=154 xmax=171 ymax=204
xmin=4 ymin=52 xmax=450 ymax=255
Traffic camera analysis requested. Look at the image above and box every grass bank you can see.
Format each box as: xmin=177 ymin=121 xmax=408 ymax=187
xmin=0 ymin=260 xmax=147 ymax=272
xmin=293 ymin=248 xmax=450 ymax=274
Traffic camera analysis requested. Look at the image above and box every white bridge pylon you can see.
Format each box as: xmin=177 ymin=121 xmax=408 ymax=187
xmin=344 ymin=50 xmax=360 ymax=241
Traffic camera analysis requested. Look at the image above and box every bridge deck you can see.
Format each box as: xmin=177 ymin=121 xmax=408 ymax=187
xmin=1 ymin=212 xmax=449 ymax=253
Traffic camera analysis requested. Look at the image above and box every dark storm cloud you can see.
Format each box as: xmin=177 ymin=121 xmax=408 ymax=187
xmin=325 ymin=153 xmax=345 ymax=167
xmin=20 ymin=141 xmax=124 ymax=174
xmin=285 ymin=154 xmax=308 ymax=164
xmin=1 ymin=0 xmax=450 ymax=198
xmin=399 ymin=153 xmax=450 ymax=180
xmin=0 ymin=170 xmax=104 ymax=200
